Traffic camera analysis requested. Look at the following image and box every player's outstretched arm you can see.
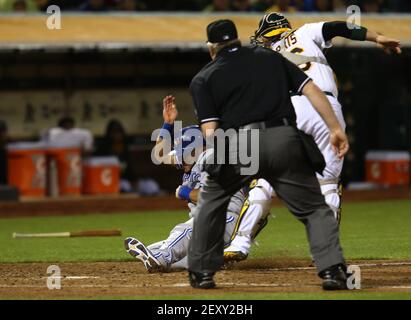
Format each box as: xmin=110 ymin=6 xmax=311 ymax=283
xmin=302 ymin=80 xmax=349 ymax=159
xmin=156 ymin=95 xmax=178 ymax=144
xmin=322 ymin=21 xmax=401 ymax=54
xmin=366 ymin=30 xmax=402 ymax=54
xmin=152 ymin=95 xmax=178 ymax=165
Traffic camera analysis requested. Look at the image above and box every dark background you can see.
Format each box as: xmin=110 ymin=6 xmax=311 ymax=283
xmin=0 ymin=46 xmax=409 ymax=189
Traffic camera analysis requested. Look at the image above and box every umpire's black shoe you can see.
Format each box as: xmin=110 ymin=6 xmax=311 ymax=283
xmin=319 ymin=264 xmax=348 ymax=291
xmin=188 ymin=271 xmax=216 ymax=289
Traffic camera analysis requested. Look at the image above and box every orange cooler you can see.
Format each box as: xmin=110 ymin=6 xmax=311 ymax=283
xmin=365 ymin=151 xmax=410 ymax=186
xmin=7 ymin=142 xmax=47 ymax=197
xmin=82 ymin=157 xmax=120 ymax=195
xmin=47 ymin=143 xmax=82 ymax=196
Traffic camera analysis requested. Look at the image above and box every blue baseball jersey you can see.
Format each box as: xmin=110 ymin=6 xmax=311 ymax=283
xmin=181 ymin=150 xmax=246 ymax=217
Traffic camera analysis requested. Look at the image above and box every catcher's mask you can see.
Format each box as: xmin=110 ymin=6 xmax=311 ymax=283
xmin=250 ymin=12 xmax=292 ymax=47
xmin=172 ymin=125 xmax=204 ymax=170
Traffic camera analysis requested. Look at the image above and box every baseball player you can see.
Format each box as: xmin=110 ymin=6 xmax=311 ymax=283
xmin=248 ymin=13 xmax=401 ymax=223
xmin=124 ymin=95 xmax=273 ymax=271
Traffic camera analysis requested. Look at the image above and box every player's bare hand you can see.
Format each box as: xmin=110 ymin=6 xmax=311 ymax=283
xmin=376 ymin=35 xmax=402 ymax=54
xmin=163 ymin=95 xmax=178 ymax=124
xmin=330 ymin=129 xmax=349 ymax=159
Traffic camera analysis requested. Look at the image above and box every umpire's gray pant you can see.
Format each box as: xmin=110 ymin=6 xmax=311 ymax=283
xmin=188 ymin=126 xmax=345 ymax=275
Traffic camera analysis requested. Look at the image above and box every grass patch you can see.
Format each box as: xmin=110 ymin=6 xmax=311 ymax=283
xmin=0 ymin=200 xmax=410 ymax=263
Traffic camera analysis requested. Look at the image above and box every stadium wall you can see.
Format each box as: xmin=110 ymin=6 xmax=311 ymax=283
xmin=0 ymin=13 xmax=411 ymax=48
xmin=0 ymin=13 xmax=409 ymax=187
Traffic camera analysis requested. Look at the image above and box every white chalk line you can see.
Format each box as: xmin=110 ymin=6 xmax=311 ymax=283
xmin=171 ymin=283 xmax=281 ymax=288
xmin=57 ymin=276 xmax=100 ymax=280
xmin=265 ymin=261 xmax=411 ymax=272
xmin=1 ymin=261 xmax=409 ymax=291
xmin=0 ymin=283 xmax=410 ymax=291
xmin=66 ymin=276 xmax=100 ymax=280
xmin=4 ymin=261 xmax=411 ymax=282
xmin=0 ymin=282 xmax=287 ymax=289
xmin=9 ymin=276 xmax=101 ymax=280
xmin=18 ymin=261 xmax=410 ymax=281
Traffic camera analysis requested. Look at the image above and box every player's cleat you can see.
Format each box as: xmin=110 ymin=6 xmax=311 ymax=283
xmin=320 ymin=264 xmax=348 ymax=290
xmin=188 ymin=271 xmax=216 ymax=289
xmin=124 ymin=237 xmax=162 ymax=273
xmin=223 ymin=248 xmax=248 ymax=263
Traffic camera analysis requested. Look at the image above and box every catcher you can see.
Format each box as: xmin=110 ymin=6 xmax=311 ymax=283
xmin=124 ymin=95 xmax=273 ymax=271
xmin=249 ymin=13 xmax=401 ymax=223
xmin=223 ymin=13 xmax=402 ymax=262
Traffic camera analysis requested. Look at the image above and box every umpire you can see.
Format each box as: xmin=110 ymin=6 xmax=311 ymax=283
xmin=187 ymin=19 xmax=350 ymax=291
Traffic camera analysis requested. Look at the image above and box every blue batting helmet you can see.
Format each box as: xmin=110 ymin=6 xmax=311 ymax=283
xmin=173 ymin=125 xmax=205 ymax=168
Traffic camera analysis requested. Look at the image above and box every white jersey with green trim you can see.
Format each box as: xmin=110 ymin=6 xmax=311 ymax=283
xmin=271 ymin=22 xmax=338 ymax=98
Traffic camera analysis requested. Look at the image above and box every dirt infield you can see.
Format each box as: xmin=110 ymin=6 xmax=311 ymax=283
xmin=0 ymin=195 xmax=187 ymax=218
xmin=0 ymin=258 xmax=410 ymax=299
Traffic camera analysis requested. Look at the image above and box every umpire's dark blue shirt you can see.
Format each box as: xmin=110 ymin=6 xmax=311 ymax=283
xmin=190 ymin=44 xmax=311 ymax=130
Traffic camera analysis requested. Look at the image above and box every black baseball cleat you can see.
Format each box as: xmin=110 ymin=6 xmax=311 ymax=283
xmin=320 ymin=264 xmax=349 ymax=291
xmin=188 ymin=271 xmax=216 ymax=289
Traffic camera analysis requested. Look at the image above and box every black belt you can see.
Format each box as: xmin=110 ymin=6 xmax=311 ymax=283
xmin=239 ymin=118 xmax=295 ymax=130
xmin=291 ymin=91 xmax=334 ymax=98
